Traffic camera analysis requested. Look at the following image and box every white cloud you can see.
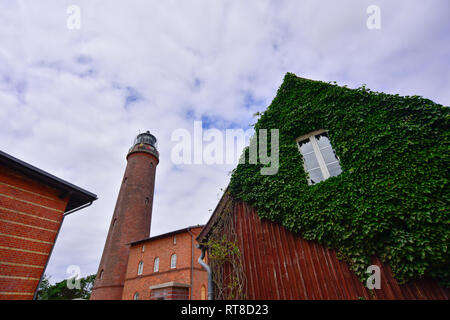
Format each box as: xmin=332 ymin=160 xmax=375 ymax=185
xmin=0 ymin=0 xmax=448 ymax=283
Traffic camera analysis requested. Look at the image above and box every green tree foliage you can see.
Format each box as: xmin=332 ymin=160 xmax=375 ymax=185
xmin=229 ymin=73 xmax=450 ymax=287
xmin=36 ymin=274 xmax=96 ymax=300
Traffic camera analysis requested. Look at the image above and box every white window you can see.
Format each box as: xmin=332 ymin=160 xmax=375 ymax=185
xmin=170 ymin=254 xmax=177 ymax=269
xmin=297 ymin=130 xmax=342 ymax=185
xmin=133 ymin=292 xmax=139 ymax=300
xmin=173 ymin=235 xmax=176 ymax=245
xmin=153 ymin=257 xmax=159 ymax=272
xmin=99 ymin=269 xmax=104 ymax=279
xmin=137 ymin=261 xmax=144 ymax=275
xmin=141 ymin=245 xmax=145 ymax=253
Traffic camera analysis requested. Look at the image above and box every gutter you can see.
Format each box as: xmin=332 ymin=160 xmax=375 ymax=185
xmin=197 ymin=245 xmax=213 ymax=300
xmin=33 ymin=201 xmax=94 ymax=300
xmin=63 ymin=201 xmax=94 ymax=217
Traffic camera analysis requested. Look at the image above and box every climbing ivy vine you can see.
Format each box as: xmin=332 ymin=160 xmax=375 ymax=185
xmin=205 ymin=197 xmax=246 ymax=300
xmin=229 ymin=73 xmax=450 ymax=287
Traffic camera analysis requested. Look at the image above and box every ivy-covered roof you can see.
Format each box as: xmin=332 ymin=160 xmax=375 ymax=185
xmin=228 ymin=73 xmax=450 ymax=287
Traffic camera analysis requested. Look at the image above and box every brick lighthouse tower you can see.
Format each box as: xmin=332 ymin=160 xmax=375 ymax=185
xmin=90 ymin=131 xmax=159 ymax=300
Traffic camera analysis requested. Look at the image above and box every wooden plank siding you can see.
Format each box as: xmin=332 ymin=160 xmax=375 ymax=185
xmin=206 ymin=198 xmax=450 ymax=300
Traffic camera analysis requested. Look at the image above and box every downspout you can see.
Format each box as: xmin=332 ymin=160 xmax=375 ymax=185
xmin=197 ymin=245 xmax=213 ymax=300
xmin=33 ymin=201 xmax=94 ymax=300
xmin=187 ymin=228 xmax=195 ymax=300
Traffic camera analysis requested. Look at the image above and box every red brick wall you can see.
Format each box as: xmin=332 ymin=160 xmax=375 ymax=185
xmin=0 ymin=166 xmax=68 ymax=300
xmin=150 ymin=286 xmax=189 ymax=300
xmin=122 ymin=227 xmax=208 ymax=300
xmin=91 ymin=150 xmax=158 ymax=300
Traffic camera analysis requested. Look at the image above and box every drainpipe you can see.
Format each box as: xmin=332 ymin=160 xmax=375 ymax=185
xmin=33 ymin=201 xmax=94 ymax=300
xmin=197 ymin=245 xmax=213 ymax=300
xmin=187 ymin=228 xmax=195 ymax=300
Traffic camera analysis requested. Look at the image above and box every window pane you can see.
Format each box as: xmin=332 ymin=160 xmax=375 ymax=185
xmin=315 ymin=132 xmax=331 ymax=149
xmin=327 ymin=161 xmax=342 ymax=177
xmin=308 ymin=167 xmax=324 ymax=184
xmin=298 ymin=139 xmax=313 ymax=154
xmin=320 ymin=146 xmax=339 ymax=165
xmin=303 ymin=151 xmax=320 ymax=171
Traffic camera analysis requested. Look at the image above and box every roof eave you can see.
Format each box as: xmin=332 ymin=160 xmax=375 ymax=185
xmin=0 ymin=150 xmax=97 ymax=212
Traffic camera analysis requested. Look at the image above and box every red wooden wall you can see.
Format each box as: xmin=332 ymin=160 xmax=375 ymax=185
xmin=224 ymin=200 xmax=449 ymax=300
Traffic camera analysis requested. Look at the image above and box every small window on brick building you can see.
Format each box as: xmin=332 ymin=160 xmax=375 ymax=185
xmin=201 ymin=285 xmax=206 ymax=300
xmin=297 ymin=130 xmax=342 ymax=185
xmin=142 ymin=245 xmax=145 ymax=253
xmin=170 ymin=254 xmax=177 ymax=269
xmin=173 ymin=235 xmax=176 ymax=245
xmin=138 ymin=261 xmax=144 ymax=275
xmin=123 ymin=177 xmax=127 ymax=184
xmin=134 ymin=292 xmax=139 ymax=300
xmin=99 ymin=269 xmax=104 ymax=279
xmin=150 ymin=162 xmax=153 ymax=169
xmin=154 ymin=257 xmax=159 ymax=272
xmin=145 ymin=197 xmax=149 ymax=205
xmin=112 ymin=218 xmax=117 ymax=228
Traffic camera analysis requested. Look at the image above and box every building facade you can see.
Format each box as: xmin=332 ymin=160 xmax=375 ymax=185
xmin=91 ymin=132 xmax=208 ymax=300
xmin=198 ymin=194 xmax=450 ymax=300
xmin=0 ymin=150 xmax=97 ymax=300
xmin=123 ymin=226 xmax=208 ymax=300
xmin=91 ymin=131 xmax=159 ymax=300
xmin=197 ymin=74 xmax=450 ymax=300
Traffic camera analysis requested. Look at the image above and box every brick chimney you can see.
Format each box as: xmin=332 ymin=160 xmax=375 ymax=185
xmin=90 ymin=131 xmax=159 ymax=300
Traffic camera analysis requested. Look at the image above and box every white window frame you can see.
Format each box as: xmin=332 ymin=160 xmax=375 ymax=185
xmin=133 ymin=292 xmax=139 ymax=300
xmin=137 ymin=261 xmax=144 ymax=275
xmin=170 ymin=254 xmax=177 ymax=269
xmin=296 ymin=129 xmax=341 ymax=185
xmin=153 ymin=257 xmax=159 ymax=272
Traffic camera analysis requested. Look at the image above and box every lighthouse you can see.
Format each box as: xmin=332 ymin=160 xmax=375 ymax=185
xmin=90 ymin=131 xmax=159 ymax=300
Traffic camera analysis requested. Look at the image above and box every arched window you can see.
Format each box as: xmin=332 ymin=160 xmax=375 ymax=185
xmin=170 ymin=254 xmax=177 ymax=269
xmin=133 ymin=292 xmax=139 ymax=300
xmin=173 ymin=235 xmax=176 ymax=245
xmin=145 ymin=197 xmax=149 ymax=205
xmin=154 ymin=257 xmax=159 ymax=272
xmin=137 ymin=261 xmax=144 ymax=275
xmin=200 ymin=285 xmax=206 ymax=300
xmin=141 ymin=245 xmax=145 ymax=253
xmin=99 ymin=269 xmax=104 ymax=279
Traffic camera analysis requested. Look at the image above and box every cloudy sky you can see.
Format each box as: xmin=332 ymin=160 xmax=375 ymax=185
xmin=1 ymin=0 xmax=449 ymax=283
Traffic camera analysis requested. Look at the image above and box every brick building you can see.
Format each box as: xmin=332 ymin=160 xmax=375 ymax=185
xmin=122 ymin=226 xmax=207 ymax=300
xmin=91 ymin=132 xmax=209 ymax=300
xmin=0 ymin=150 xmax=97 ymax=300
